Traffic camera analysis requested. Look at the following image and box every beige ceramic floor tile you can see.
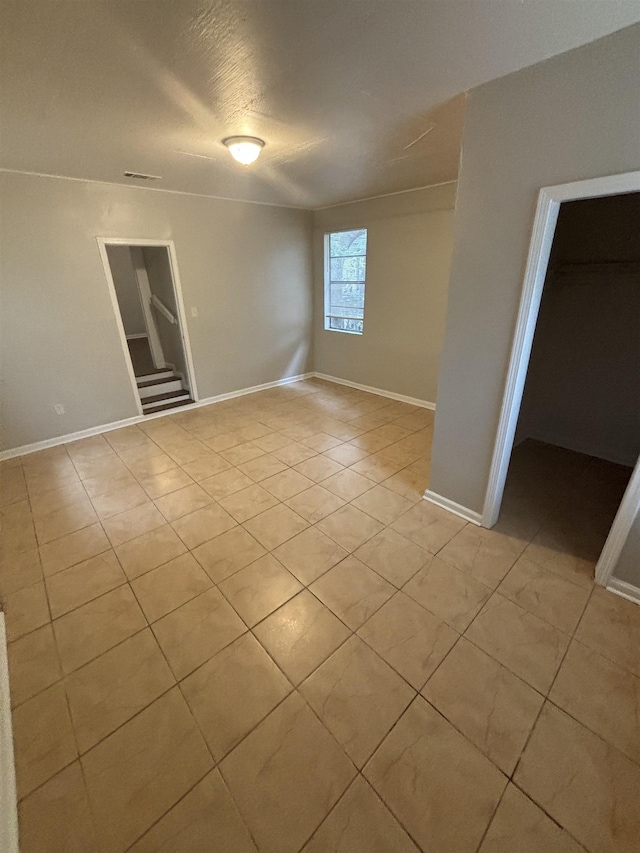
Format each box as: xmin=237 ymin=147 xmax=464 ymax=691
xmin=181 ymin=632 xmax=291 ymax=759
xmin=317 ymin=505 xmax=383 ymax=553
xmin=254 ymin=591 xmax=351 ymax=684
xmin=261 ymin=468 xmax=315 ymax=501
xmin=114 ymin=524 xmax=187 ymax=580
xmin=54 ymin=585 xmax=147 ymax=674
xmin=18 ymin=762 xmax=97 ymax=853
xmin=137 ymin=466 xmax=195 ymax=499
xmin=153 ymin=587 xmax=246 ymax=679
xmin=38 ymin=523 xmax=110 ymax=577
xmin=192 ymin=526 xmax=266 ymax=583
xmin=102 ymin=502 xmax=165 ymax=547
xmin=219 ymin=441 xmax=266 ymax=466
xmin=466 ymin=594 xmax=570 ymax=694
xmin=311 ymin=555 xmax=395 ymax=630
xmin=423 ymin=637 xmax=544 ymax=774
xmin=438 ymin=524 xmax=526 ymax=588
xmin=271 ymin=441 xmax=317 ymax=466
xmin=4 ymin=580 xmax=50 ymax=641
xmin=0 ymin=548 xmax=42 ymax=595
xmin=575 ymin=586 xmax=640 ymax=677
xmin=498 ymin=556 xmax=590 ymax=633
xmin=171 ymin=501 xmax=237 ymax=549
xmin=523 ymin=517 xmax=602 ymax=589
xmin=285 ymin=484 xmax=345 ymax=523
xmin=253 ymin=432 xmax=293 ymax=453
xmin=12 ymin=682 xmax=77 ymax=799
xmin=273 ymin=526 xmax=349 ymax=585
xmin=550 ymin=639 xmax=640 ymax=765
xmin=244 ymin=503 xmax=309 ymax=550
xmin=29 ymin=480 xmax=88 ymax=518
xmin=303 ymin=432 xmax=343 ymax=453
xmin=351 ymin=485 xmax=414 ymax=525
xmin=46 ymin=550 xmax=125 ymax=618
xmin=129 ymin=770 xmax=257 ymax=853
xmin=382 ymin=468 xmax=429 ymax=503
xmin=364 ymin=697 xmax=506 ymax=853
xmin=479 ymin=783 xmax=585 ymax=853
xmin=219 ymin=483 xmax=280 ymax=522
xmin=82 ymin=469 xmax=138 ymax=501
xmin=154 ymin=483 xmax=213 ymax=522
xmin=181 ymin=452 xmax=232 ymax=481
xmin=200 ymin=467 xmax=255 ymax=500
xmin=8 ymin=624 xmax=62 ymax=707
xmin=515 ymin=703 xmax=640 ymax=853
xmin=302 ymin=776 xmax=419 ymax=853
xmin=34 ymin=497 xmax=98 ymax=545
xmin=354 ymin=527 xmax=430 ymax=587
xmin=131 ymin=552 xmax=212 ymax=623
xmin=65 ymin=628 xmax=174 ymax=753
xmin=358 ymin=592 xmax=458 ymax=689
xmin=2 ymin=515 xmax=37 ymax=557
xmin=238 ymin=453 xmax=289 ymax=482
xmin=391 ymin=500 xmax=467 ymax=554
xmin=301 ymin=636 xmax=414 ymax=767
xmin=350 ymin=453 xmax=404 ymax=483
xmin=220 ymin=691 xmax=356 ymax=853
xmin=125 ymin=452 xmax=178 ymax=479
xmin=323 ymin=443 xmax=371 ymax=467
xmin=323 ymin=468 xmax=376 ymax=501
xmin=219 ymin=554 xmax=302 ymax=626
xmin=403 ymin=554 xmax=492 ymax=632
xmin=82 ymin=688 xmax=213 ymax=853
xmin=91 ymin=481 xmax=149 ymax=520
xmin=294 ymin=455 xmax=344 ymax=483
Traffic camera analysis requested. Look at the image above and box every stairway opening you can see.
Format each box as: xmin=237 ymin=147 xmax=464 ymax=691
xmin=100 ymin=241 xmax=197 ymax=415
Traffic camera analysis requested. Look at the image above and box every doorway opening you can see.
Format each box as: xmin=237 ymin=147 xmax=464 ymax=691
xmin=97 ymin=239 xmax=198 ymax=416
xmin=483 ymin=171 xmax=640 ymax=590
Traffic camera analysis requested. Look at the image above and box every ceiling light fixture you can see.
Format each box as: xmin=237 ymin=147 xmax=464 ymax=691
xmin=223 ymin=136 xmax=265 ymax=165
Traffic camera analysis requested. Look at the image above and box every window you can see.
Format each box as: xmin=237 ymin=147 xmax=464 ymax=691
xmin=324 ymin=228 xmax=367 ymax=334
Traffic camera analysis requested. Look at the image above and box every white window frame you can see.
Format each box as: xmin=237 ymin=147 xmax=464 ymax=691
xmin=323 ymin=228 xmax=367 ymax=335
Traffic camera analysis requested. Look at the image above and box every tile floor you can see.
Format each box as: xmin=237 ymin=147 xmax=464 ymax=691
xmin=1 ymin=378 xmax=639 ymax=852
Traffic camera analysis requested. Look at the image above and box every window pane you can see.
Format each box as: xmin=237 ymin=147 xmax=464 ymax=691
xmin=329 ymin=281 xmax=364 ymax=315
xmin=330 ymin=256 xmax=366 ymax=282
xmin=329 ymin=317 xmax=364 ymax=333
xmin=330 ymin=229 xmax=367 ymax=257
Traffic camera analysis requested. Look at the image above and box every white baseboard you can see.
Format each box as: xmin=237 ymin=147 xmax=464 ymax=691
xmin=606 ymin=577 xmax=640 ymax=606
xmin=423 ymin=489 xmax=482 ymax=526
xmin=125 ymin=333 xmax=148 ymax=340
xmin=0 ymin=372 xmax=314 ymax=461
xmin=313 ymin=373 xmax=436 ymax=411
xmin=0 ymin=616 xmax=19 ymax=853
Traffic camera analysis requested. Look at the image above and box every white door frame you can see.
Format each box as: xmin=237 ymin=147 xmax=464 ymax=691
xmin=481 ymin=170 xmax=640 ymax=587
xmin=97 ymin=238 xmax=200 ymax=411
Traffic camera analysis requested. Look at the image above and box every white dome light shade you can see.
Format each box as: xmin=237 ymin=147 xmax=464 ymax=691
xmin=223 ymin=136 xmax=265 ymax=165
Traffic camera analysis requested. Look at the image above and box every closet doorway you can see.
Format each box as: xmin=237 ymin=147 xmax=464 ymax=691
xmin=483 ymin=171 xmax=640 ymax=591
xmin=97 ymin=239 xmax=198 ymax=415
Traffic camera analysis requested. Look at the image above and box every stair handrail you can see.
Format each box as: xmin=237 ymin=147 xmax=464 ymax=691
xmin=150 ymin=294 xmax=178 ymax=325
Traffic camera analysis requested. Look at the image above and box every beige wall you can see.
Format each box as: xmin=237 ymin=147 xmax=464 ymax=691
xmin=613 ymin=510 xmax=640 ymax=587
xmin=516 ymin=194 xmax=640 ymax=467
xmin=141 ymin=247 xmax=189 ymax=385
xmin=105 ymin=245 xmax=146 ymax=337
xmin=429 ymin=24 xmax=640 ymax=513
xmin=312 ymin=183 xmax=456 ymax=403
xmin=0 ymin=172 xmax=313 ymax=450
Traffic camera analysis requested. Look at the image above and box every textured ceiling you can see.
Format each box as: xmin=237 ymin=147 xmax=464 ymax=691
xmin=2 ymin=1 xmax=639 ymax=208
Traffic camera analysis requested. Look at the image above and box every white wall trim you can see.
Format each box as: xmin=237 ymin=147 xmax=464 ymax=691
xmin=125 ymin=332 xmax=148 ymax=341
xmin=605 ymin=577 xmax=640 ymax=606
xmin=482 ymin=170 xmax=640 ymax=529
xmin=423 ymin=489 xmax=482 ymax=526
xmin=313 ymin=372 xmax=435 ymax=410
xmin=595 ymin=453 xmax=640 ymax=587
xmin=313 ymin=180 xmax=457 ymax=211
xmin=0 ymin=616 xmax=19 ymax=853
xmin=0 ymin=373 xmax=314 ymax=461
xmin=0 ymin=168 xmax=309 ymax=211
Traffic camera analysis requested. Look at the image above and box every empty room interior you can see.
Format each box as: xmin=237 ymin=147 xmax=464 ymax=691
xmin=0 ymin=3 xmax=639 ymax=852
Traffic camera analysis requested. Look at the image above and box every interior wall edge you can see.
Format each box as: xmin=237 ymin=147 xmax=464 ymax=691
xmin=312 ymin=372 xmax=436 ymax=410
xmin=0 ymin=373 xmax=314 ymax=461
xmin=0 ymin=615 xmax=19 ymax=853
